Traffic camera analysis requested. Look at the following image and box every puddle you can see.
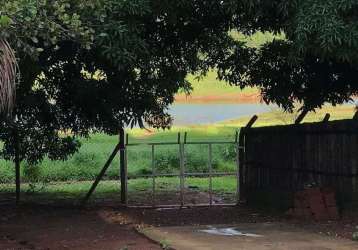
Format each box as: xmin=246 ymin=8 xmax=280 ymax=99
xmin=199 ymin=227 xmax=263 ymax=237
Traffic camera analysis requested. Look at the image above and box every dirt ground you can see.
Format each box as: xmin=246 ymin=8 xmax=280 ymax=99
xmin=0 ymin=205 xmax=161 ymax=250
xmin=1 ymin=204 xmax=358 ymax=250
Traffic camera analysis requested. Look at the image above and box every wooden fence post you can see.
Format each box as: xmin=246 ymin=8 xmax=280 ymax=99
xmin=295 ymin=109 xmax=309 ymax=124
xmin=352 ymin=111 xmax=358 ymax=197
xmin=119 ymin=128 xmax=127 ymax=204
xmin=322 ymin=113 xmax=330 ymax=122
xmin=353 ymin=111 xmax=358 ymax=120
xmin=238 ymin=115 xmax=258 ymax=203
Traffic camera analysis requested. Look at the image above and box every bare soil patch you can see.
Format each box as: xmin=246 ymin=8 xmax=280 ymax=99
xmin=0 ymin=205 xmax=160 ymax=250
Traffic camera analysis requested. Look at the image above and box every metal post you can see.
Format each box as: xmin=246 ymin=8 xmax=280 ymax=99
xmin=124 ymin=141 xmax=128 ymax=205
xmin=119 ymin=128 xmax=127 ymax=204
xmin=151 ymin=144 xmax=156 ymax=206
xmin=179 ymin=142 xmax=185 ymax=206
xmin=208 ymin=143 xmax=213 ymax=206
xmin=236 ymin=143 xmax=240 ymax=204
xmin=14 ymin=130 xmax=20 ymax=205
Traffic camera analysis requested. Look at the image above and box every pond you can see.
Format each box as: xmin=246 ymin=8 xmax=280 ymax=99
xmin=168 ymin=103 xmax=271 ymax=125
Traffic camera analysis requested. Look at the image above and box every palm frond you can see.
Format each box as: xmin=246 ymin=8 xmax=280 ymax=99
xmin=0 ymin=38 xmax=18 ymax=116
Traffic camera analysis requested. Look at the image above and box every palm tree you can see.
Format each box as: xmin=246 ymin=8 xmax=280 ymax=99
xmin=0 ymin=38 xmax=17 ymax=116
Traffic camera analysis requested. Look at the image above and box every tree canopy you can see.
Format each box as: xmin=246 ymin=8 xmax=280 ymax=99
xmin=0 ymin=0 xmax=240 ymax=164
xmin=1 ymin=0 xmax=357 ymax=165
xmin=0 ymin=0 xmax=94 ymax=114
xmin=222 ymin=0 xmax=358 ymax=112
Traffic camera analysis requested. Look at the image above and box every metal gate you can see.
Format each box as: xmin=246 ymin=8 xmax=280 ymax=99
xmin=124 ymin=132 xmax=243 ymax=207
xmin=82 ymin=117 xmax=258 ymax=207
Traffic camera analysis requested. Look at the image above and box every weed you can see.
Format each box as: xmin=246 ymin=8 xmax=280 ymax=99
xmin=160 ymin=239 xmax=171 ymax=250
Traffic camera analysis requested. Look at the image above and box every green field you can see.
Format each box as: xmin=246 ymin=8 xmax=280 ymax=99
xmin=0 ymin=126 xmax=239 ymax=184
xmin=181 ymin=70 xmax=257 ymax=96
xmin=176 ymin=32 xmax=285 ymax=102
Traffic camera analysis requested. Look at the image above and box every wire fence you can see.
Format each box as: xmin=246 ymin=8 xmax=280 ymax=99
xmin=124 ymin=134 xmax=243 ymax=207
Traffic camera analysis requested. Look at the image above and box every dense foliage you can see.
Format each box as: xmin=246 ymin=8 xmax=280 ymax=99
xmin=0 ymin=0 xmax=94 ymax=163
xmin=0 ymin=0 xmax=240 ymax=164
xmin=222 ymin=0 xmax=358 ymax=112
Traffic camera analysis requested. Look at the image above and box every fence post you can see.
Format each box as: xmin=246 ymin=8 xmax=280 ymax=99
xmin=352 ymin=112 xmax=358 ymax=199
xmin=295 ymin=109 xmax=308 ymax=124
xmin=14 ymin=129 xmax=20 ymax=205
xmin=179 ymin=136 xmax=185 ymax=206
xmin=151 ymin=144 xmax=156 ymax=207
xmin=208 ymin=143 xmax=213 ymax=206
xmin=353 ymin=111 xmax=358 ymax=120
xmin=119 ymin=128 xmax=127 ymax=204
xmin=322 ymin=113 xmax=330 ymax=122
xmin=238 ymin=115 xmax=258 ymax=203
xmin=235 ymin=131 xmax=240 ymax=204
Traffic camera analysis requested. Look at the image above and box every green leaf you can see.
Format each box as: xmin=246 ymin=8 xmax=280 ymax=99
xmin=0 ymin=15 xmax=11 ymax=28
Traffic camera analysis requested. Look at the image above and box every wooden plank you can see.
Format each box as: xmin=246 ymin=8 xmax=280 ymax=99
xmin=238 ymin=115 xmax=258 ymax=201
xmin=241 ymin=119 xmax=358 ymax=204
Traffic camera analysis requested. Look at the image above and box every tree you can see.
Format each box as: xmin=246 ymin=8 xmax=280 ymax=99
xmin=0 ymin=0 xmax=241 ymax=164
xmin=0 ymin=0 xmax=93 ymax=115
xmin=0 ymin=0 xmax=95 ymax=165
xmin=220 ymin=0 xmax=358 ymax=113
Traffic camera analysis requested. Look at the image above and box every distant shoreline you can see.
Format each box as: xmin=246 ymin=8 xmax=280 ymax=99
xmin=175 ymin=92 xmax=261 ymax=104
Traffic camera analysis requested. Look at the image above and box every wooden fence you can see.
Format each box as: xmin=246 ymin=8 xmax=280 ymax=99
xmin=240 ymin=118 xmax=358 ymax=207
